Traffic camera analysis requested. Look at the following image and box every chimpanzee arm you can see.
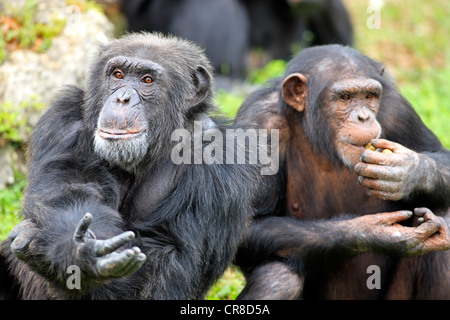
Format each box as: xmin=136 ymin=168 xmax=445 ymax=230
xmin=8 ymin=87 xmax=145 ymax=298
xmin=131 ymin=162 xmax=257 ymax=299
xmin=236 ymin=208 xmax=450 ymax=271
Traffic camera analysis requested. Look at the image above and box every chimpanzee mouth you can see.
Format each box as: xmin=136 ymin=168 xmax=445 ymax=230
xmin=340 ymin=141 xmax=370 ymax=150
xmin=351 ymin=143 xmax=370 ymax=150
xmin=98 ymin=129 xmax=145 ymax=140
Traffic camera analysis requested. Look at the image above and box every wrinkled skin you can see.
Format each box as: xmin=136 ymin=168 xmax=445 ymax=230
xmin=353 ymin=208 xmax=450 ymax=255
xmin=355 ymin=139 xmax=437 ymax=201
xmin=9 ymin=214 xmax=146 ymax=280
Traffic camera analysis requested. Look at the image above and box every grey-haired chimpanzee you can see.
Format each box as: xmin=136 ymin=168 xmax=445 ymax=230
xmin=234 ymin=45 xmax=450 ymax=299
xmin=0 ymin=33 xmax=260 ymax=300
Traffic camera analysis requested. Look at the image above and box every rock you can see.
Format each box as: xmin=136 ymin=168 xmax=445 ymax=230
xmin=0 ymin=0 xmax=115 ymax=189
xmin=0 ymin=0 xmax=114 ymax=108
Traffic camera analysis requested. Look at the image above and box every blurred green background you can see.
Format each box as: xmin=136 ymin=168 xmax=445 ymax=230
xmin=0 ymin=0 xmax=449 ymax=300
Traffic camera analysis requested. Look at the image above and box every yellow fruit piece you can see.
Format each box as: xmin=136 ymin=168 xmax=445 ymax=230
xmin=364 ymin=143 xmax=376 ymax=151
xmin=382 ymin=149 xmax=393 ymax=154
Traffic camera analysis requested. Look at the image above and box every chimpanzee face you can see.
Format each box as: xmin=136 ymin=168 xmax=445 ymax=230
xmin=282 ymin=71 xmax=383 ymax=170
xmin=90 ymin=37 xmax=213 ymax=172
xmin=93 ymin=56 xmax=160 ymax=169
xmin=328 ymin=77 xmax=382 ymax=168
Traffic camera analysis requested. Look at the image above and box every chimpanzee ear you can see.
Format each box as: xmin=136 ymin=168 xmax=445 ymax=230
xmin=191 ymin=65 xmax=211 ymax=106
xmin=282 ymin=73 xmax=308 ymax=113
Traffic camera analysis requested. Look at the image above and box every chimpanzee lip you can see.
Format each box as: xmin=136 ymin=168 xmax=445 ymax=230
xmin=98 ymin=129 xmax=145 ymax=140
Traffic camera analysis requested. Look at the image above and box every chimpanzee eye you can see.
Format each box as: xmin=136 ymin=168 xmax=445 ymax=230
xmin=366 ymin=93 xmax=374 ymax=99
xmin=142 ymin=75 xmax=153 ymax=84
xmin=113 ymin=70 xmax=124 ymax=79
xmin=340 ymin=94 xmax=351 ymax=101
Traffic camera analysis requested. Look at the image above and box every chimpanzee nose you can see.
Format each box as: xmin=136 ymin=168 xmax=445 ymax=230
xmin=116 ymin=91 xmax=131 ymax=104
xmin=357 ymin=107 xmax=371 ymax=122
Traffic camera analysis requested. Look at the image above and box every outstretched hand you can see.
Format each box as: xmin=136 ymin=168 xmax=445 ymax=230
xmin=9 ymin=213 xmax=146 ymax=279
xmin=354 ymin=139 xmax=427 ymax=201
xmin=73 ymin=213 xmax=146 ymax=278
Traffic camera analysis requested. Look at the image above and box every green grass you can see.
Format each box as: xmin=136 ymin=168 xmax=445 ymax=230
xmin=400 ymin=66 xmax=450 ymax=148
xmin=0 ymin=0 xmax=449 ymax=300
xmin=205 ymin=266 xmax=246 ymax=300
xmin=0 ymin=171 xmax=25 ymax=239
xmin=345 ymin=0 xmax=450 ymax=149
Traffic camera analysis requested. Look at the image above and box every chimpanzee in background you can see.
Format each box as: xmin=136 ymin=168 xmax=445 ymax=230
xmin=0 ymin=33 xmax=261 ymax=299
xmin=234 ymin=45 xmax=450 ymax=299
xmin=122 ymin=0 xmax=354 ymax=78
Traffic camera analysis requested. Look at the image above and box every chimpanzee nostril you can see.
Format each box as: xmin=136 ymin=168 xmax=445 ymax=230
xmin=116 ymin=91 xmax=131 ymax=104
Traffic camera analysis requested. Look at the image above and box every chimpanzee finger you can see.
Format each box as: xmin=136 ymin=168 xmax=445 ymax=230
xmin=370 ymin=139 xmax=405 ymax=153
xmin=97 ymin=248 xmax=143 ymax=278
xmin=73 ymin=213 xmax=93 ymax=243
xmin=94 ymin=231 xmax=135 ymax=257
xmin=360 ymin=149 xmax=402 ymax=166
xmin=113 ymin=247 xmax=146 ymax=277
xmin=358 ymin=177 xmax=400 ymax=193
xmin=367 ymin=189 xmax=403 ymax=201
xmin=414 ymin=208 xmax=433 ymax=225
xmin=371 ymin=210 xmax=413 ymax=225
xmin=413 ymin=207 xmax=433 ymax=218
xmin=414 ymin=212 xmax=441 ymax=241
xmin=122 ymin=252 xmax=146 ymax=277
xmin=8 ymin=219 xmax=36 ymax=241
xmin=354 ymin=162 xmax=403 ymax=181
xmin=10 ymin=227 xmax=39 ymax=261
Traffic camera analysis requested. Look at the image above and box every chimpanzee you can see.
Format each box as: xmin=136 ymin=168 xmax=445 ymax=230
xmin=234 ymin=45 xmax=450 ymax=299
xmin=0 ymin=33 xmax=261 ymax=300
xmin=122 ymin=0 xmax=353 ymax=78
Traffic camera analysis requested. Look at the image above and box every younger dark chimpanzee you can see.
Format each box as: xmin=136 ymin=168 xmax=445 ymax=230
xmin=0 ymin=33 xmax=261 ymax=300
xmin=234 ymin=45 xmax=450 ymax=299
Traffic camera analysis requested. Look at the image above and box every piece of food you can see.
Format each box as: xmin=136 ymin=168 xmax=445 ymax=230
xmin=364 ymin=143 xmax=393 ymax=153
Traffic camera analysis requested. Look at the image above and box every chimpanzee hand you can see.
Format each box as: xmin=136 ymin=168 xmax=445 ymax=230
xmin=410 ymin=207 xmax=450 ymax=254
xmin=73 ymin=213 xmax=146 ymax=278
xmin=355 ymin=208 xmax=450 ymax=256
xmin=9 ymin=219 xmax=39 ymax=262
xmin=354 ymin=139 xmax=431 ymax=201
xmin=9 ymin=213 xmax=146 ymax=279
